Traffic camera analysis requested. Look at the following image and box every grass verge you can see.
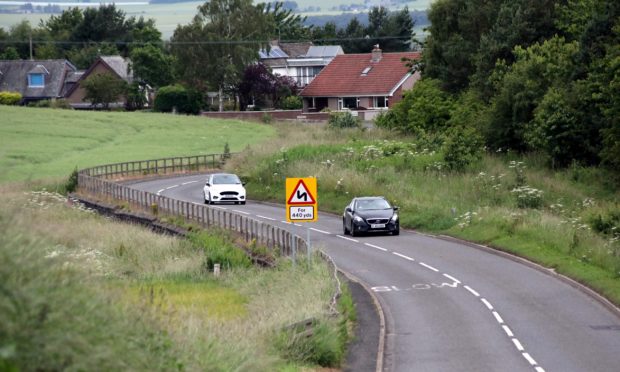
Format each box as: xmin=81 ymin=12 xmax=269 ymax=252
xmin=0 ymin=183 xmax=348 ymax=371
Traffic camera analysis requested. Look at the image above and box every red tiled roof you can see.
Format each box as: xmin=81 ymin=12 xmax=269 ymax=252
xmin=300 ymin=51 xmax=420 ymax=97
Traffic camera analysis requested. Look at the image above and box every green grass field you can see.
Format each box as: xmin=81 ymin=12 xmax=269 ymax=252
xmin=0 ymin=106 xmax=275 ymax=182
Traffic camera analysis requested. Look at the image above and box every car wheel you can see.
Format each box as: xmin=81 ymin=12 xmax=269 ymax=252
xmin=241 ymin=201 xmax=246 ymax=205
xmin=350 ymin=222 xmax=357 ymax=237
xmin=393 ymin=228 xmax=400 ymax=236
xmin=207 ymin=193 xmax=213 ymax=205
xmin=343 ymin=219 xmax=349 ymax=235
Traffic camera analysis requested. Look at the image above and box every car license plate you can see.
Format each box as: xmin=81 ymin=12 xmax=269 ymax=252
xmin=371 ymin=223 xmax=386 ymax=229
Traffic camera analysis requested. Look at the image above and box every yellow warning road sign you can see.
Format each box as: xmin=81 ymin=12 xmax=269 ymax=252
xmin=286 ymin=177 xmax=317 ymax=222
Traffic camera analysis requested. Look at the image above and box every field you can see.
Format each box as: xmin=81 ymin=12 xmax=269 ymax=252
xmin=0 ymin=0 xmax=433 ymax=39
xmin=0 ymin=106 xmax=275 ymax=182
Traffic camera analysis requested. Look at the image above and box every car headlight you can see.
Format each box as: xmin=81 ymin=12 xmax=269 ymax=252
xmin=354 ymin=216 xmax=364 ymax=223
xmin=391 ymin=214 xmax=398 ymax=222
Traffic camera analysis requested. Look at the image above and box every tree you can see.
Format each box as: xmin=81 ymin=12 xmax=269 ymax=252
xmin=171 ymin=0 xmax=273 ymax=111
xmin=483 ymin=37 xmax=579 ymax=152
xmin=263 ymin=1 xmax=309 ymax=41
xmin=130 ymin=44 xmax=175 ymax=87
xmin=81 ymin=72 xmax=127 ymax=110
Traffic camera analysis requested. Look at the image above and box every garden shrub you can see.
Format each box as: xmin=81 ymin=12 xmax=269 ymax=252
xmin=279 ymin=95 xmax=302 ymax=110
xmin=154 ymin=85 xmax=202 ymax=114
xmin=328 ymin=112 xmax=359 ymax=129
xmin=0 ymin=91 xmax=22 ymax=105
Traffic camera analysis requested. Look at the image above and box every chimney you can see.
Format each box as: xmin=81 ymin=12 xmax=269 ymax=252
xmin=371 ymin=44 xmax=382 ymax=63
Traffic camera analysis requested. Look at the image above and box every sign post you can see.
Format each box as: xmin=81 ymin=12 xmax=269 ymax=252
xmin=286 ymin=177 xmax=318 ymax=264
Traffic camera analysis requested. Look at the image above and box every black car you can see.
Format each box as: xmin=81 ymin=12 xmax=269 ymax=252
xmin=342 ymin=196 xmax=399 ymax=236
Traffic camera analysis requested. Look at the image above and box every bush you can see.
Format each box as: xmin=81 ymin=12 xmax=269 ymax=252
xmin=443 ymin=125 xmax=484 ymax=171
xmin=511 ymin=185 xmax=544 ymax=209
xmin=64 ymin=167 xmax=79 ymax=194
xmin=153 ymin=85 xmax=202 ymax=114
xmin=0 ymin=91 xmax=22 ymax=105
xmin=279 ymin=95 xmax=302 ymax=110
xmin=328 ymin=112 xmax=360 ymax=129
xmin=27 ymin=99 xmax=72 ymax=109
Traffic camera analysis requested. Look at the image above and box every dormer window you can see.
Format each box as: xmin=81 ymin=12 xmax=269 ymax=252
xmin=28 ymin=73 xmax=45 ymax=87
xmin=27 ymin=65 xmax=49 ymax=88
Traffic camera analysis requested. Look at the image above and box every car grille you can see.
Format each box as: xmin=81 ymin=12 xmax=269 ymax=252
xmin=220 ymin=191 xmax=239 ymax=196
xmin=366 ymin=218 xmax=390 ymax=224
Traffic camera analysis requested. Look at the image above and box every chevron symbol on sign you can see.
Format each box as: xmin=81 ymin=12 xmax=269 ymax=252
xmin=287 ymin=179 xmax=316 ymax=205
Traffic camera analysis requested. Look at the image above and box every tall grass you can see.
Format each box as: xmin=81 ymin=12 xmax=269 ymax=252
xmin=0 ymin=183 xmax=345 ymax=370
xmin=227 ymin=124 xmax=620 ymax=305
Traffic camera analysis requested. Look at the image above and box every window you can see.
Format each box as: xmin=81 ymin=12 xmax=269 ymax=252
xmin=28 ymin=73 xmax=45 ymax=87
xmin=343 ymin=97 xmax=358 ymax=109
xmin=361 ymin=66 xmax=372 ymax=76
xmin=374 ymin=96 xmax=388 ymax=108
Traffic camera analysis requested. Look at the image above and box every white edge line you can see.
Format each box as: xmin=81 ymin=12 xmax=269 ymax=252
xmin=310 ymin=227 xmax=330 ymax=234
xmin=442 ymin=273 xmax=461 ymax=284
xmin=212 ymin=206 xmax=227 ymax=210
xmin=393 ymin=252 xmax=414 ymax=261
xmin=281 ymin=221 xmax=292 ymax=224
xmin=294 ymin=223 xmax=302 ymax=227
xmin=336 ymin=235 xmax=358 ymax=242
xmin=364 ymin=243 xmax=387 ymax=251
xmin=512 ymin=338 xmax=524 ymax=351
xmin=463 ymin=285 xmax=480 ymax=297
xmin=157 ymin=189 xmax=165 ymax=195
xmin=502 ymin=325 xmax=514 ymax=337
xmin=233 ymin=210 xmax=250 ymax=215
xmin=492 ymin=311 xmax=504 ymax=324
xmin=481 ymin=298 xmax=494 ymax=310
xmin=165 ymin=185 xmax=177 ymax=190
xmin=522 ymin=352 xmax=537 ymax=366
xmin=419 ymin=262 xmax=439 ymax=272
xmin=257 ymin=215 xmax=276 ymax=221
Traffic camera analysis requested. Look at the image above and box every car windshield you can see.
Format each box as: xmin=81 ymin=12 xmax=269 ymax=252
xmin=213 ymin=174 xmax=241 ymax=185
xmin=356 ymin=198 xmax=391 ymax=210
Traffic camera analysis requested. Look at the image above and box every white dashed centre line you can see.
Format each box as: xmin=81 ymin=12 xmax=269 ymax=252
xmin=535 ymin=366 xmax=546 ymax=372
xmin=492 ymin=311 xmax=504 ymax=324
xmin=442 ymin=273 xmax=461 ymax=284
xmin=364 ymin=243 xmax=387 ymax=251
xmin=336 ymin=235 xmax=358 ymax=242
xmin=233 ymin=210 xmax=250 ymax=215
xmin=522 ymin=352 xmax=537 ymax=366
xmin=393 ymin=252 xmax=415 ymax=261
xmin=166 ymin=185 xmax=177 ymax=190
xmin=481 ymin=298 xmax=494 ymax=310
xmin=310 ymin=228 xmax=330 ymax=234
xmin=419 ymin=262 xmax=439 ymax=272
xmin=182 ymin=181 xmax=198 ymax=185
xmin=212 ymin=206 xmax=227 ymax=210
xmin=257 ymin=215 xmax=276 ymax=221
xmin=502 ymin=325 xmax=514 ymax=337
xmin=282 ymin=221 xmax=292 ymax=224
xmin=512 ymin=338 xmax=524 ymax=351
xmin=157 ymin=189 xmax=165 ymax=195
xmin=464 ymin=285 xmax=480 ymax=297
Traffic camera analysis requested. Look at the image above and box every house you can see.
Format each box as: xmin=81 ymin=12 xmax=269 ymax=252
xmin=0 ymin=59 xmax=77 ymax=104
xmin=64 ymin=55 xmax=135 ymax=109
xmin=300 ymin=46 xmax=421 ymax=116
xmin=260 ymin=41 xmax=344 ymax=87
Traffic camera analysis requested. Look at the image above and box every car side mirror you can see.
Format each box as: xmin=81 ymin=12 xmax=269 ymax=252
xmin=393 ymin=206 xmax=399 ymax=211
xmin=345 ymin=207 xmax=352 ymax=213
xmin=205 ymin=182 xmax=210 ymax=187
xmin=242 ymin=182 xmax=246 ymax=186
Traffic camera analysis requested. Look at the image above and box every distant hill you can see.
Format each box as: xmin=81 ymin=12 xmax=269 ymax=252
xmin=305 ymin=9 xmax=428 ymax=29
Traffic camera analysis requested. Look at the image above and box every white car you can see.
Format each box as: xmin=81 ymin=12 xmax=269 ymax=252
xmin=203 ymin=173 xmax=246 ymax=205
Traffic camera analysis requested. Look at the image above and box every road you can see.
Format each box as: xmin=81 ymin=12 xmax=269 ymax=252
xmin=129 ymin=174 xmax=620 ymax=372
